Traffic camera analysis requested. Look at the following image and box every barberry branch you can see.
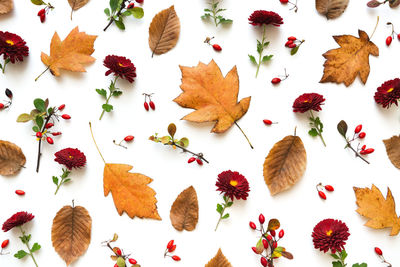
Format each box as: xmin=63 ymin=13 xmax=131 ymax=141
xmin=104 ymin=0 xmax=127 ymax=31
xmin=36 ymin=111 xmax=55 ymax=172
xmin=344 ymin=141 xmax=370 ymax=164
xmin=171 ymin=142 xmax=209 ymax=164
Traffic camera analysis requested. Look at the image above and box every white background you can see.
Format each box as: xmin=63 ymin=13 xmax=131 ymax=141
xmin=1 ymin=0 xmax=400 ymax=266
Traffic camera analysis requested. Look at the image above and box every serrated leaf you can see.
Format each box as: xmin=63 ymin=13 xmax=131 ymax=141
xmin=262 ymin=55 xmax=273 ymax=62
xmin=0 ymin=140 xmax=26 ymax=176
xmin=96 ymin=89 xmax=107 ymax=98
xmin=53 ymin=176 xmax=59 ymax=185
xmin=249 ymin=55 xmax=257 ymax=64
xmin=216 ymin=204 xmax=223 ymax=214
xmin=112 ymin=90 xmax=122 ymax=96
xmin=31 ymin=243 xmax=41 ymax=253
xmin=102 ymin=104 xmax=113 ymax=112
xmin=170 ymin=186 xmax=199 ymax=231
xmin=14 ymin=250 xmax=28 ymax=259
xmin=308 ymin=128 xmax=318 ymax=137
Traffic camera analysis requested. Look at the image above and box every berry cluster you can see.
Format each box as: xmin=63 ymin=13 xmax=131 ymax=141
xmin=0 ymin=239 xmax=9 ymax=255
xmin=187 ymin=155 xmax=204 ymax=165
xmin=271 ymin=69 xmax=289 ymax=85
xmin=284 ymin=36 xmax=304 ymax=55
xmin=164 ymin=240 xmax=181 ymax=262
xmin=33 ymin=1 xmax=54 ymax=23
xmin=113 ymin=135 xmax=134 ymax=149
xmin=0 ymin=89 xmax=12 ymax=111
xmin=374 ymin=247 xmax=392 ymax=266
xmin=249 ymin=215 xmax=293 ymax=267
xmin=143 ymin=93 xmax=156 ymax=111
xmin=385 ymin=22 xmax=400 ymax=46
xmin=102 ymin=234 xmax=139 ymax=267
xmin=204 ymin=37 xmax=222 ymax=52
xmin=316 ymin=183 xmax=334 ymax=200
xmin=279 ymin=0 xmax=298 ymax=12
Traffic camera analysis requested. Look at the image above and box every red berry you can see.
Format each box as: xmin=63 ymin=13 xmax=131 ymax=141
xmin=168 ymin=244 xmax=176 ymax=253
xmin=124 ymin=135 xmax=134 ymax=142
xmin=136 ymin=0 xmax=143 ymax=3
xmin=251 ymin=246 xmax=258 ymax=254
xmin=361 ymin=148 xmax=374 ymax=154
xmin=171 ymin=255 xmax=181 ymax=261
xmin=40 ymin=13 xmax=46 ymax=23
xmin=362 ymin=145 xmax=366 ymax=150
xmin=358 ymin=132 xmax=366 ymax=139
xmin=273 ymin=241 xmax=278 ymax=249
xmin=0 ymin=103 xmax=4 ymax=109
xmin=263 ymin=119 xmax=273 ymax=125
xmin=15 ymin=190 xmax=25 ymax=195
xmin=386 ymin=36 xmax=393 ymax=46
xmin=260 ymin=256 xmax=268 ymax=267
xmin=37 ymin=8 xmax=45 ymax=16
xmin=398 ymin=33 xmax=400 ymax=41
xmin=259 ymin=214 xmax=265 ymax=224
xmin=279 ymin=229 xmax=284 ymax=238
xmin=249 ymin=221 xmax=257 ymax=230
xmin=61 ymin=114 xmax=71 ymax=120
xmin=374 ymin=247 xmax=383 ymax=256
xmin=36 ymin=132 xmax=42 ymax=138
xmin=288 ymin=43 xmax=297 ymax=48
xmin=288 ymin=36 xmax=297 ymax=41
xmin=115 ymin=248 xmax=122 ymax=256
xmin=144 ymin=102 xmax=149 ymax=111
xmin=46 ymin=137 xmax=54 ymax=144
xmin=324 ymin=185 xmax=334 ymax=192
xmin=1 ymin=239 xmax=9 ymax=249
xmin=128 ymin=258 xmax=137 ymax=264
xmin=354 ymin=124 xmax=362 ymax=133
xmin=262 ymin=239 xmax=269 ymax=249
xmin=212 ymin=44 xmax=222 ymax=51
xmin=266 ymin=235 xmax=273 ymax=241
xmin=196 ymin=158 xmax=203 ymax=165
xmin=271 ymin=78 xmax=281 ymax=84
xmin=58 ymin=104 xmax=65 ymax=111
xmin=318 ymin=191 xmax=326 ymax=200
xmin=285 ymin=40 xmax=293 ymax=47
xmin=114 ymin=264 xmax=118 ymax=267
xmin=188 ymin=157 xmax=196 ymax=164
xmin=270 ymin=230 xmax=276 ymax=237
xmin=45 ymin=123 xmax=54 ymax=129
xmin=149 ymin=101 xmax=155 ymax=110
xmin=127 ymin=3 xmax=135 ymax=8
xmin=52 ymin=132 xmax=62 ymax=136
xmin=167 ymin=240 xmax=174 ymax=249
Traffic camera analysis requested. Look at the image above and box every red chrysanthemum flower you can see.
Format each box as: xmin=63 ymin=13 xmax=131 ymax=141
xmin=103 ymin=55 xmax=136 ymax=83
xmin=216 ymin=170 xmax=250 ymax=201
xmin=293 ymin=93 xmax=325 ymax=113
xmin=312 ymin=219 xmax=350 ymax=254
xmin=0 ymin=31 xmax=29 ymax=63
xmin=374 ymin=78 xmax=400 ymax=108
xmin=248 ymin=10 xmax=283 ymax=27
xmin=54 ymin=148 xmax=86 ymax=170
xmin=2 ymin=211 xmax=34 ymax=232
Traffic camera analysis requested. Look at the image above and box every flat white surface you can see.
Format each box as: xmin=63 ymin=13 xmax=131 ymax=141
xmin=1 ymin=0 xmax=400 ymax=266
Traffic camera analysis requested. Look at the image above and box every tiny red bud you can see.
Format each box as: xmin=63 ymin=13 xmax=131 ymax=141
xmin=0 ymin=103 xmax=4 ymax=109
xmin=61 ymin=114 xmax=71 ymax=120
xmin=127 ymin=3 xmax=135 ymax=8
xmin=212 ymin=44 xmax=222 ymax=51
xmin=52 ymin=132 xmax=62 ymax=136
xmin=136 ymin=0 xmax=143 ymax=3
xmin=37 ymin=8 xmax=46 ymax=16
xmin=288 ymin=43 xmax=297 ymax=48
xmin=285 ymin=40 xmax=293 ymax=47
xmin=188 ymin=157 xmax=196 ymax=164
xmin=260 ymin=256 xmax=268 ymax=267
xmin=40 ymin=13 xmax=46 ymax=23
xmin=196 ymin=158 xmax=203 ymax=165
xmin=270 ymin=230 xmax=276 ymax=237
xmin=58 ymin=104 xmax=65 ymax=111
xmin=15 ymin=190 xmax=25 ymax=196
xmin=124 ymin=135 xmax=134 ymax=142
xmin=279 ymin=229 xmax=284 ymax=238
xmin=259 ymin=214 xmax=265 ymax=224
xmin=149 ymin=101 xmax=155 ymax=110
xmin=46 ymin=137 xmax=54 ymax=144
xmin=1 ymin=239 xmax=9 ymax=249
xmin=318 ymin=191 xmax=326 ymax=200
xmin=171 ymin=255 xmax=181 ymax=261
xmin=249 ymin=221 xmax=257 ymax=230
xmin=374 ymin=247 xmax=383 ymax=256
xmin=263 ymin=119 xmax=273 ymax=125
xmin=386 ymin=36 xmax=393 ymax=46
xmin=287 ymin=36 xmax=297 ymax=41
xmin=324 ymin=185 xmax=334 ymax=192
xmin=266 ymin=235 xmax=273 ymax=241
xmin=251 ymin=247 xmax=258 ymax=254
xmin=128 ymin=258 xmax=137 ymax=264
xmin=45 ymin=123 xmax=54 ymax=129
xmin=168 ymin=244 xmax=176 ymax=253
xmin=115 ymin=248 xmax=122 ymax=256
xmin=144 ymin=102 xmax=149 ymax=111
xmin=354 ymin=124 xmax=362 ymax=133
xmin=167 ymin=240 xmax=174 ymax=249
xmin=262 ymin=239 xmax=269 ymax=249
xmin=36 ymin=132 xmax=42 ymax=138
xmin=271 ymin=78 xmax=281 ymax=84
xmin=358 ymin=132 xmax=366 ymax=139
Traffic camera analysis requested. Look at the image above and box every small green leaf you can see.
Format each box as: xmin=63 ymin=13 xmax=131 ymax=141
xmin=129 ymin=7 xmax=144 ymax=19
xmin=31 ymin=0 xmax=44 ymax=5
xmin=352 ymin=264 xmax=367 ymax=267
xmin=31 ymin=243 xmax=41 ymax=253
xmin=216 ymin=204 xmax=223 ymax=214
xmin=112 ymin=90 xmax=122 ymax=97
xmin=262 ymin=55 xmax=273 ymax=62
xmin=257 ymin=41 xmax=262 ymax=54
xmin=248 ymin=55 xmax=257 ymax=64
xmin=63 ymin=178 xmax=71 ymax=184
xmin=32 ymin=126 xmax=40 ymax=132
xmin=219 ymin=18 xmax=232 ymax=24
xmin=332 ymin=261 xmax=343 ymax=267
xmin=110 ymin=0 xmax=119 ymax=13
xmin=226 ymin=202 xmax=233 ymax=207
xmin=291 ymin=46 xmax=300 ymax=55
xmin=308 ymin=128 xmax=318 ymax=137
xmin=19 ymin=234 xmax=31 ymax=244
xmin=330 ymin=253 xmax=340 ymax=260
xmin=204 ymin=8 xmax=212 ymax=12
xmin=17 ymin=113 xmax=32 ymax=123
xmin=201 ymin=14 xmax=211 ymax=19
xmin=14 ymin=250 xmax=28 ymax=259
xmin=159 ymin=136 xmax=172 ymax=144
xmin=35 ymin=116 xmax=44 ymax=129
xmin=52 ymin=176 xmax=59 ymax=186
xmin=122 ymin=10 xmax=131 ymax=16
xmin=264 ymin=41 xmax=270 ymax=47
xmin=33 ymin=98 xmax=46 ymax=112
xmin=179 ymin=137 xmax=189 ymax=147
xmin=340 ymin=250 xmax=347 ymax=261
xmin=102 ymin=104 xmax=113 ymax=112
xmin=222 ymin=213 xmax=230 ymax=219
xmin=115 ymin=19 xmax=125 ymax=30
xmin=104 ymin=8 xmax=111 ymax=16
xmin=96 ymin=89 xmax=107 ymax=98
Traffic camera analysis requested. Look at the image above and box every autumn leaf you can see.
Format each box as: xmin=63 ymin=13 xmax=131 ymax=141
xmin=104 ymin=164 xmax=161 ymax=220
xmin=174 ymin=60 xmax=253 ymax=148
xmin=51 ymin=204 xmax=92 ymax=265
xmin=38 ymin=27 xmax=97 ymax=79
xmin=205 ymin=249 xmax=232 ymax=267
xmin=354 ymin=185 xmax=400 ymax=236
xmin=316 ymin=0 xmax=349 ymax=19
xmin=320 ymin=30 xmax=379 ymax=87
xmin=149 ymin=5 xmax=180 ymax=57
xmin=383 ymin=136 xmax=400 ymax=170
xmin=0 ymin=0 xmax=13 ymax=14
xmin=263 ymin=135 xmax=307 ymax=195
xmin=68 ymin=0 xmax=89 ymax=20
xmin=170 ymin=186 xmax=199 ymax=231
xmin=0 ymin=140 xmax=26 ymax=176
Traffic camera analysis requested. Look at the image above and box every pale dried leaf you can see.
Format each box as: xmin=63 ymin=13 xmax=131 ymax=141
xmin=68 ymin=0 xmax=89 ymax=19
xmin=51 ymin=205 xmax=92 ymax=265
xmin=170 ymin=186 xmax=199 ymax=231
xmin=148 ymin=5 xmax=180 ymax=56
xmin=205 ymin=249 xmax=232 ymax=267
xmin=316 ymin=0 xmax=349 ymax=19
xmin=383 ymin=136 xmax=400 ymax=170
xmin=0 ymin=140 xmax=26 ymax=176
xmin=263 ymin=135 xmax=307 ymax=195
xmin=0 ymin=0 xmax=13 ymax=14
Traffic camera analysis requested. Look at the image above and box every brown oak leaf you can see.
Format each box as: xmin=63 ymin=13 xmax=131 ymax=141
xmin=205 ymin=248 xmax=232 ymax=267
xmin=263 ymin=135 xmax=307 ymax=195
xmin=170 ymin=186 xmax=199 ymax=231
xmin=40 ymin=26 xmax=97 ymax=77
xmin=320 ymin=30 xmax=379 ymax=87
xmin=51 ymin=204 xmax=92 ymax=265
xmin=0 ymin=140 xmax=26 ymax=176
xmin=383 ymin=135 xmax=400 ymax=170
xmin=104 ymin=163 xmax=161 ymax=220
xmin=316 ymin=0 xmax=349 ymax=19
xmin=354 ymin=185 xmax=400 ymax=236
xmin=0 ymin=0 xmax=12 ymax=14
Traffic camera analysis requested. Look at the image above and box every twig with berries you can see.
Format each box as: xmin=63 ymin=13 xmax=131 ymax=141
xmin=204 ymin=37 xmax=222 ymax=52
xmin=385 ymin=22 xmax=400 ymax=46
xmin=367 ymin=0 xmax=399 ymax=8
xmin=102 ymin=233 xmax=139 ymax=267
xmin=249 ymin=215 xmax=293 ymax=267
xmin=103 ymin=0 xmax=144 ymax=31
xmin=279 ymin=0 xmax=299 ymax=12
xmin=31 ymin=0 xmax=54 ymax=23
xmin=113 ymin=135 xmax=134 ymax=149
xmin=337 ymin=120 xmax=373 ymax=164
xmin=149 ymin=123 xmax=209 ymax=165
xmin=285 ymin=36 xmax=305 ymax=55
xmin=143 ymin=93 xmax=156 ymax=111
xmin=271 ymin=69 xmax=289 ymax=85
xmin=0 ymin=239 xmax=9 ymax=255
xmin=0 ymin=89 xmax=12 ymax=111
xmin=201 ymin=0 xmax=232 ymax=27
xmin=164 ymin=240 xmax=181 ymax=262
xmin=17 ymin=99 xmax=70 ymax=172
xmin=316 ymin=183 xmax=334 ymax=200
xmin=375 ymin=247 xmax=392 ymax=267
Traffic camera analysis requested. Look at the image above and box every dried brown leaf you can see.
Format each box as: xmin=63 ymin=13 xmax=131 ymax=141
xmin=205 ymin=249 xmax=232 ymax=267
xmin=0 ymin=0 xmax=13 ymax=14
xmin=51 ymin=204 xmax=92 ymax=265
xmin=316 ymin=0 xmax=349 ymax=19
xmin=68 ymin=0 xmax=89 ymax=19
xmin=170 ymin=186 xmax=199 ymax=231
xmin=383 ymin=135 xmax=400 ymax=170
xmin=148 ymin=5 xmax=180 ymax=56
xmin=320 ymin=30 xmax=379 ymax=86
xmin=263 ymin=135 xmax=307 ymax=195
xmin=354 ymin=185 xmax=400 ymax=236
xmin=0 ymin=140 xmax=26 ymax=176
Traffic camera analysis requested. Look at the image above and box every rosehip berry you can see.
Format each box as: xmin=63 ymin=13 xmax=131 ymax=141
xmin=249 ymin=221 xmax=257 ymax=230
xmin=279 ymin=229 xmax=284 ymax=238
xmin=251 ymin=247 xmax=258 ymax=254
xmin=172 ymin=255 xmax=181 ymax=261
xmin=115 ymin=248 xmax=122 ymax=256
xmin=263 ymin=119 xmax=273 ymax=125
xmin=358 ymin=132 xmax=366 ymax=139
xmin=288 ymin=43 xmax=297 ymax=48
xmin=46 ymin=137 xmax=54 ymax=144
xmin=144 ymin=102 xmax=149 ymax=111
xmin=270 ymin=230 xmax=276 ymax=237
xmin=36 ymin=132 xmax=42 ymax=138
xmin=259 ymin=214 xmax=265 ymax=224
xmin=52 ymin=132 xmax=62 ymax=136
xmin=188 ymin=157 xmax=196 ymax=163
xmin=324 ymin=185 xmax=334 ymax=192
xmin=354 ymin=124 xmax=362 ymax=133
xmin=318 ymin=191 xmax=326 ymax=200
xmin=266 ymin=235 xmax=273 ymax=241
xmin=287 ymin=36 xmax=297 ymax=41
xmin=374 ymin=247 xmax=383 ymax=256
xmin=260 ymin=256 xmax=268 ymax=267
xmin=114 ymin=264 xmax=118 ymax=267
xmin=212 ymin=44 xmax=222 ymax=51
xmin=1 ymin=239 xmax=9 ymax=249
xmin=136 ymin=0 xmax=143 ymax=3
xmin=45 ymin=123 xmax=54 ymax=129
xmin=61 ymin=114 xmax=71 ymax=120
xmin=273 ymin=241 xmax=278 ymax=249
xmin=168 ymin=244 xmax=176 ymax=253
xmin=196 ymin=158 xmax=203 ymax=165
xmin=15 ymin=190 xmax=25 ymax=195
xmin=262 ymin=239 xmax=269 ymax=249
xmin=361 ymin=145 xmax=366 ymax=150
xmin=58 ymin=104 xmax=65 ymax=111
xmin=271 ymin=78 xmax=281 ymax=84
xmin=124 ymin=135 xmax=134 ymax=142
xmin=386 ymin=36 xmax=393 ymax=46
xmin=5 ymin=88 xmax=12 ymax=99
xmin=360 ymin=148 xmax=374 ymax=154
xmin=149 ymin=101 xmax=155 ymax=110
xmin=167 ymin=240 xmax=174 ymax=249
xmin=285 ymin=40 xmax=293 ymax=47
xmin=398 ymin=33 xmax=400 ymax=41
xmin=37 ymin=8 xmax=46 ymax=16
xmin=128 ymin=258 xmax=137 ymax=264
xmin=40 ymin=14 xmax=46 ymax=23
xmin=127 ymin=3 xmax=135 ymax=8
xmin=0 ymin=103 xmax=4 ymax=109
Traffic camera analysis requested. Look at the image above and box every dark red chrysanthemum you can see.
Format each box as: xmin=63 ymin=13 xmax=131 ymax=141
xmin=54 ymin=148 xmax=86 ymax=170
xmin=0 ymin=31 xmax=29 ymax=63
xmin=216 ymin=170 xmax=250 ymax=201
xmin=2 ymin=212 xmax=34 ymax=232
xmin=293 ymin=93 xmax=325 ymax=113
xmin=248 ymin=10 xmax=283 ymax=27
xmin=104 ymin=55 xmax=136 ymax=83
xmin=374 ymin=78 xmax=400 ymax=108
xmin=312 ymin=219 xmax=350 ymax=254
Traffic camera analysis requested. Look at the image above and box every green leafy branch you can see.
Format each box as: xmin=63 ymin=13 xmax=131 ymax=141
xmin=104 ymin=0 xmax=144 ymax=31
xmin=215 ymin=195 xmax=233 ymax=231
xmin=201 ymin=0 xmax=232 ymax=27
xmin=249 ymin=25 xmax=273 ymax=78
xmin=330 ymin=250 xmax=367 ymax=267
xmin=15 ymin=227 xmax=40 ymax=267
xmin=0 ymin=58 xmax=10 ymax=74
xmin=53 ymin=168 xmax=71 ymax=195
xmin=96 ymin=77 xmax=123 ymax=120
xmin=308 ymin=110 xmax=326 ymax=147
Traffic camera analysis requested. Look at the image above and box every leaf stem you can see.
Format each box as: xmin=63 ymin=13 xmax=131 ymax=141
xmin=255 ymin=25 xmax=267 ymax=78
xmin=309 ymin=111 xmax=326 ymax=147
xmin=34 ymin=66 xmax=50 ymax=82
xmin=89 ymin=122 xmax=106 ymax=164
xmin=54 ymin=169 xmax=70 ymax=195
xmin=214 ymin=205 xmax=226 ymax=231
xmin=19 ymin=227 xmax=39 ymax=267
xmin=234 ymin=121 xmax=254 ymax=149
xmin=369 ymin=16 xmax=380 ymax=40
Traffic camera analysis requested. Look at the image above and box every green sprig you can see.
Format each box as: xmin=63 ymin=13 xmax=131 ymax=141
xmin=15 ymin=226 xmax=40 ymax=267
xmin=97 ymin=77 xmax=123 ymax=120
xmin=201 ymin=0 xmax=232 ymax=27
xmin=249 ymin=25 xmax=273 ymax=78
xmin=53 ymin=168 xmax=71 ymax=195
xmin=214 ymin=195 xmax=233 ymax=231
xmin=308 ymin=110 xmax=326 ymax=147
